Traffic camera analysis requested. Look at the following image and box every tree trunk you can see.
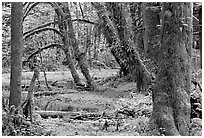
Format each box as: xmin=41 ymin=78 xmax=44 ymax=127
xmin=55 ymin=8 xmax=83 ymax=86
xmin=87 ymin=27 xmax=92 ymax=67
xmin=64 ymin=48 xmax=83 ymax=86
xmin=64 ymin=3 xmax=96 ymax=89
xmin=9 ymin=2 xmax=23 ymax=107
xmin=83 ymin=3 xmax=92 ymax=68
xmin=93 ymin=36 xmax=98 ymax=61
xmin=142 ymin=2 xmax=160 ymax=56
xmin=198 ymin=6 xmax=202 ymax=68
xmin=22 ymin=67 xmax=39 ymax=122
xmin=146 ymin=3 xmax=192 ymax=136
xmin=97 ymin=2 xmax=151 ymax=92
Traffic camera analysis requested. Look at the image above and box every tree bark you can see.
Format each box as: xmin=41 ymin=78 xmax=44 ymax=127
xmin=142 ymin=2 xmax=160 ymax=56
xmin=198 ymin=6 xmax=202 ymax=68
xmin=64 ymin=3 xmax=96 ymax=89
xmin=93 ymin=2 xmax=151 ymax=92
xmin=55 ymin=7 xmax=83 ymax=86
xmin=22 ymin=67 xmax=39 ymax=122
xmin=9 ymin=2 xmax=23 ymax=107
xmin=146 ymin=3 xmax=192 ymax=136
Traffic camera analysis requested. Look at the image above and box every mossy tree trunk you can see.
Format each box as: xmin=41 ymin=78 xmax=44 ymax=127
xmin=22 ymin=67 xmax=39 ymax=122
xmin=9 ymin=2 xmax=23 ymax=107
xmin=142 ymin=2 xmax=161 ymax=56
xmin=55 ymin=7 xmax=83 ymax=86
xmin=146 ymin=2 xmax=192 ymax=136
xmin=92 ymin=2 xmax=151 ymax=92
xmin=198 ymin=6 xmax=202 ymax=68
xmin=63 ymin=3 xmax=96 ymax=89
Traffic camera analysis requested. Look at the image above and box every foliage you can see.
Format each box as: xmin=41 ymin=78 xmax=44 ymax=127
xmin=2 ymin=3 xmax=11 ymax=67
xmin=1 ymin=2 xmax=202 ymax=136
xmin=2 ymin=103 xmax=26 ymax=136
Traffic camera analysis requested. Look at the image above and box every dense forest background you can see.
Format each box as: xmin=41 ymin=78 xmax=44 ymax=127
xmin=2 ymin=2 xmax=202 ymax=136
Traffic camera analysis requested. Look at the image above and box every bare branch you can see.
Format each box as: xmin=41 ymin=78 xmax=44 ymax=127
xmin=23 ymin=2 xmax=28 ymax=7
xmin=193 ymin=15 xmax=199 ymax=23
xmin=79 ymin=3 xmax=85 ymax=19
xmin=23 ymin=21 xmax=57 ymax=36
xmin=23 ymin=27 xmax=63 ymax=39
xmin=23 ymin=2 xmax=57 ymax=21
xmin=26 ymin=43 xmax=63 ymax=62
xmin=71 ymin=18 xmax=96 ymax=25
xmin=23 ymin=2 xmax=41 ymax=21
xmin=23 ymin=2 xmax=32 ymax=17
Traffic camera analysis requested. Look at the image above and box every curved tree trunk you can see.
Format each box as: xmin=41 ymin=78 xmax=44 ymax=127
xmin=9 ymin=2 xmax=23 ymax=107
xmin=146 ymin=3 xmax=192 ymax=136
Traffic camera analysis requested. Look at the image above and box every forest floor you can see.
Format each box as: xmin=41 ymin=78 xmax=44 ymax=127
xmin=2 ymin=69 xmax=202 ymax=136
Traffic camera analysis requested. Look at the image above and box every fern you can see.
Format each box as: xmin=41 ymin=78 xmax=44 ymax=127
xmin=2 ymin=104 xmax=26 ymax=136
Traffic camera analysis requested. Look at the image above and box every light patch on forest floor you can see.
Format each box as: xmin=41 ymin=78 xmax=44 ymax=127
xmin=2 ymin=69 xmax=153 ymax=136
xmin=2 ymin=69 xmax=118 ymax=86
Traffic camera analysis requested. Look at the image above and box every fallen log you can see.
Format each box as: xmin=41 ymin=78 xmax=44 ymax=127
xmin=35 ymin=111 xmax=102 ymax=119
xmin=22 ymin=89 xmax=79 ymax=97
xmin=35 ymin=110 xmax=116 ymax=120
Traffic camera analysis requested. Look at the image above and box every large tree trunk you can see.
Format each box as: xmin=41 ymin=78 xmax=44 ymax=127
xmin=146 ymin=3 xmax=192 ymax=136
xmin=9 ymin=2 xmax=23 ymax=107
xmin=142 ymin=2 xmax=160 ymax=56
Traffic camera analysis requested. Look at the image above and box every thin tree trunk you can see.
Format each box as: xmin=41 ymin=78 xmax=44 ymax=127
xmin=93 ymin=35 xmax=98 ymax=61
xmin=9 ymin=2 xmax=23 ymax=107
xmin=22 ymin=67 xmax=39 ymax=122
xmin=146 ymin=2 xmax=192 ymax=136
xmin=87 ymin=27 xmax=92 ymax=67
xmin=83 ymin=3 xmax=92 ymax=67
xmin=39 ymin=51 xmax=52 ymax=91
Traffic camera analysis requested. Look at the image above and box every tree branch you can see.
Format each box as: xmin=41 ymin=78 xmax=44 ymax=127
xmin=71 ymin=18 xmax=96 ymax=25
xmin=23 ymin=27 xmax=63 ymax=39
xmin=23 ymin=2 xmax=28 ymax=7
xmin=26 ymin=43 xmax=63 ymax=61
xmin=193 ymin=15 xmax=199 ymax=23
xmin=23 ymin=2 xmax=41 ymax=21
xmin=23 ymin=21 xmax=58 ymax=36
xmin=79 ymin=2 xmax=85 ymax=19
xmin=23 ymin=19 xmax=95 ymax=38
xmin=23 ymin=2 xmax=57 ymax=21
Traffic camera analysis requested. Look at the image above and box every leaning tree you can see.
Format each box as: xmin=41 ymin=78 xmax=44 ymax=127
xmin=23 ymin=2 xmax=97 ymax=89
xmin=92 ymin=2 xmax=152 ymax=92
